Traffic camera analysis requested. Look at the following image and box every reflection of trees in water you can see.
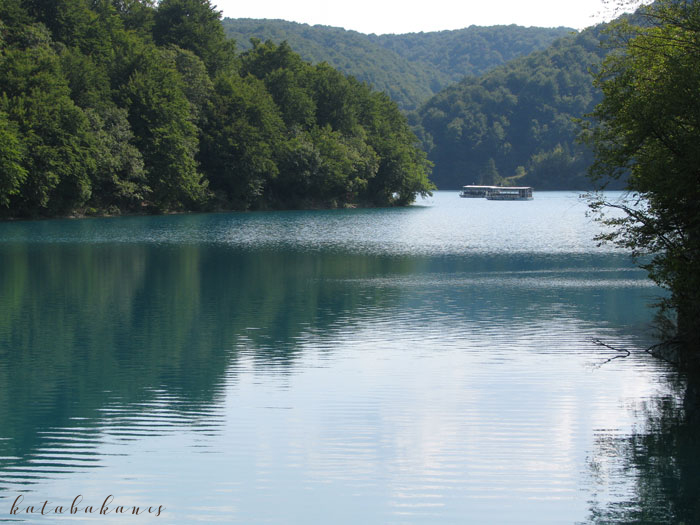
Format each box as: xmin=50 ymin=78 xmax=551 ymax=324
xmin=587 ymin=376 xmax=700 ymax=524
xmin=0 ymin=244 xmax=218 ymax=463
xmin=0 ymin=241 xmax=664 ymax=499
xmin=0 ymin=244 xmax=414 ymax=463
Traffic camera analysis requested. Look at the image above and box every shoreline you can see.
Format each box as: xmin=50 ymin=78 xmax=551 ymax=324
xmin=0 ymin=201 xmax=379 ymax=223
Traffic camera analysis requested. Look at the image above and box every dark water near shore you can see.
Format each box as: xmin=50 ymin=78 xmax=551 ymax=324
xmin=0 ymin=192 xmax=690 ymax=523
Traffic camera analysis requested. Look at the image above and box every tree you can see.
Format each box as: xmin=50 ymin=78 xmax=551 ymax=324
xmin=584 ymin=0 xmax=700 ymax=363
xmin=0 ymin=24 xmax=96 ymax=215
xmin=198 ymin=73 xmax=283 ymax=209
xmin=122 ymin=45 xmax=208 ymax=210
xmin=84 ymin=105 xmax=149 ymax=211
xmin=0 ymin=110 xmax=27 ymax=207
xmin=110 ymin=0 xmax=156 ymax=36
xmin=153 ymin=0 xmax=235 ymax=74
xmin=311 ymin=63 xmax=357 ymax=135
xmin=360 ymin=90 xmax=434 ymax=206
xmin=239 ymin=40 xmax=316 ymax=129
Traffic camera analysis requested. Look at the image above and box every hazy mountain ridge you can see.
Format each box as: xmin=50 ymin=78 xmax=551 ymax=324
xmin=222 ymin=19 xmax=573 ymax=110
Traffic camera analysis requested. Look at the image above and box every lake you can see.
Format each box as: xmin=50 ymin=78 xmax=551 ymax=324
xmin=0 ymin=191 xmax=682 ymax=523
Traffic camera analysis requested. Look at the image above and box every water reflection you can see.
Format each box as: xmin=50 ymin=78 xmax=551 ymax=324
xmin=0 ymin=194 xmax=683 ymax=522
xmin=586 ymin=376 xmax=700 ymax=524
xmin=0 ymin=245 xmax=406 ymax=459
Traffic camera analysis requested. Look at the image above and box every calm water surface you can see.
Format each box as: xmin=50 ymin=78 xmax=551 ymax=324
xmin=0 ymin=192 xmax=679 ymax=523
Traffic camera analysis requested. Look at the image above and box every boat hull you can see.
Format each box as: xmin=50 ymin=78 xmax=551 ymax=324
xmin=486 ymin=195 xmax=534 ymax=201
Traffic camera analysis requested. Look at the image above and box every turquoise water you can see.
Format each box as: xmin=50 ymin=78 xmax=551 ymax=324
xmin=0 ymin=192 xmax=677 ymax=523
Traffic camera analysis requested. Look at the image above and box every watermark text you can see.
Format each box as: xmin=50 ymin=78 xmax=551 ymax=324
xmin=9 ymin=495 xmax=165 ymax=517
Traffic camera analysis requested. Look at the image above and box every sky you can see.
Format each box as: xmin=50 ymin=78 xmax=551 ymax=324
xmin=213 ymin=0 xmax=633 ymax=35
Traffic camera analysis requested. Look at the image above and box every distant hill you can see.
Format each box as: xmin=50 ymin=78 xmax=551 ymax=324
xmin=412 ymin=24 xmax=613 ymax=190
xmin=222 ymin=19 xmax=573 ymax=110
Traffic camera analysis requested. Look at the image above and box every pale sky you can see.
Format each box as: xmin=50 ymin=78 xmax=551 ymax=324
xmin=214 ymin=0 xmax=635 ymax=35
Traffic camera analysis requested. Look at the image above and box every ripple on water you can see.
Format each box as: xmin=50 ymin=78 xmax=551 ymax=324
xmin=0 ymin=191 xmax=675 ymax=523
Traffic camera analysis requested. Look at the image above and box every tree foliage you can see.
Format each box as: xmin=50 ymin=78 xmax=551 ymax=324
xmin=0 ymin=20 xmax=96 ymax=214
xmin=0 ymin=109 xmax=26 ymax=207
xmin=239 ymin=39 xmax=433 ymax=208
xmin=153 ymin=0 xmax=235 ymax=74
xmin=199 ymin=72 xmax=283 ymax=208
xmin=584 ymin=0 xmax=700 ymax=360
xmin=0 ymin=0 xmax=433 ymax=217
xmin=222 ymin=19 xmax=571 ymax=111
xmin=122 ymin=44 xmax=207 ymax=210
xmin=413 ymin=25 xmax=608 ymax=190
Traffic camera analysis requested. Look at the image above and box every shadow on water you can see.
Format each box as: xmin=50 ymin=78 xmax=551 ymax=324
xmin=585 ymin=370 xmax=700 ymax=524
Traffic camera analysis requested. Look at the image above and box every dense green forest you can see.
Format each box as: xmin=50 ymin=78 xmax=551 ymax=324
xmin=0 ymin=0 xmax=433 ymax=219
xmin=412 ymin=24 xmax=611 ymax=190
xmin=223 ymin=18 xmax=625 ymax=191
xmin=222 ymin=19 xmax=572 ymax=111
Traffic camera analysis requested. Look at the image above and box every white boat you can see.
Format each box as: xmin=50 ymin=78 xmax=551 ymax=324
xmin=459 ymin=185 xmax=534 ymax=200
xmin=485 ymin=187 xmax=533 ymax=200
xmin=459 ymin=185 xmax=498 ymax=198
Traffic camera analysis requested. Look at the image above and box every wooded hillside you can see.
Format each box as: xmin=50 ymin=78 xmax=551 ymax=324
xmin=0 ymin=0 xmax=434 ymax=218
xmin=412 ymin=25 xmax=611 ymax=189
xmin=222 ymin=19 xmax=572 ymax=111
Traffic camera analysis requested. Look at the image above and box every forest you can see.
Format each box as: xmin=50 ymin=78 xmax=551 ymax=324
xmin=221 ymin=18 xmax=626 ymax=191
xmin=0 ymin=0 xmax=434 ymax=219
xmin=222 ymin=19 xmax=571 ymax=111
xmin=411 ymin=24 xmax=611 ymax=190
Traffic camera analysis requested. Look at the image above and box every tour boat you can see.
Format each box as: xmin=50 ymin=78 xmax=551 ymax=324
xmin=459 ymin=185 xmax=498 ymax=198
xmin=485 ymin=186 xmax=533 ymax=200
xmin=459 ymin=185 xmax=533 ymax=200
